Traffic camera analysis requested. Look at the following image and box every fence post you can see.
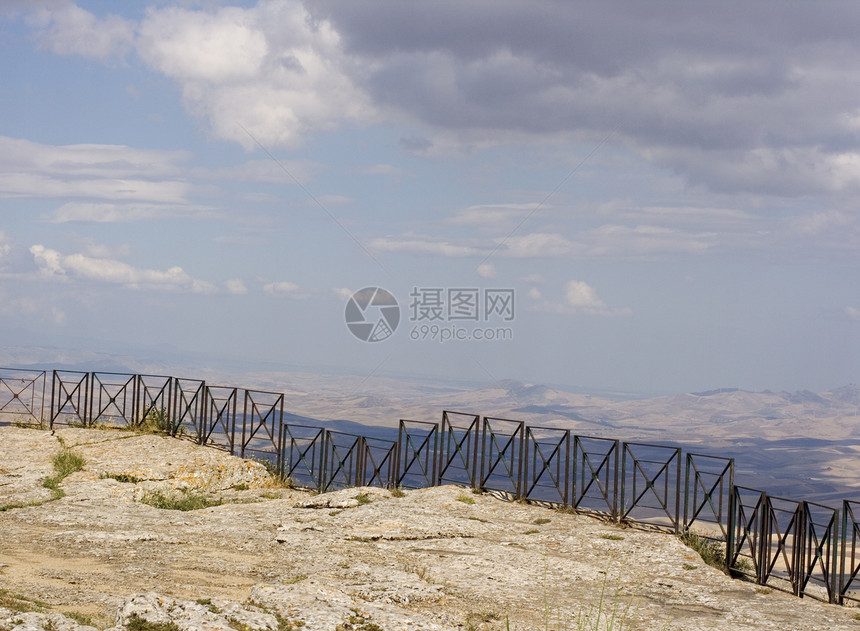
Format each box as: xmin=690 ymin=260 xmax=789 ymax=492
xmin=794 ymin=501 xmax=807 ymax=597
xmin=757 ymin=490 xmax=770 ymax=586
xmin=725 ymin=482 xmax=737 ymax=574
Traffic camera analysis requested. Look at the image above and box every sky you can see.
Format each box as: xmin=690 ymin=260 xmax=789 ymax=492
xmin=1 ymin=0 xmax=860 ymax=396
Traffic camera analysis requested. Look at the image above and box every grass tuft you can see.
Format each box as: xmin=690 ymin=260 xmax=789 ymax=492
xmin=678 ymin=530 xmax=725 ymax=570
xmin=125 ymin=614 xmax=180 ymax=631
xmin=389 ymin=486 xmax=406 ymax=498
xmin=139 ymin=488 xmax=222 ymax=511
xmin=456 ymin=493 xmax=476 ymax=505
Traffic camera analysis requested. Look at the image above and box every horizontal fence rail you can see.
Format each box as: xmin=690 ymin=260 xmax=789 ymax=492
xmin=1 ymin=368 xmax=859 ymax=606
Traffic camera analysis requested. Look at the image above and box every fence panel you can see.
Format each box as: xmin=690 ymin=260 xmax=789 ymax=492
xmin=572 ymin=435 xmax=619 ymax=519
xmin=841 ymin=501 xmax=860 ymax=605
xmin=684 ymin=452 xmax=734 ymax=539
xmin=797 ymin=501 xmax=839 ymax=603
xmin=522 ymin=426 xmax=570 ymax=506
xmin=50 ymin=370 xmax=90 ymax=427
xmin=761 ymin=496 xmax=803 ymax=596
xmin=729 ymin=486 xmax=767 ymax=581
xmin=241 ymin=389 xmax=284 ymax=470
xmin=620 ymin=442 xmax=682 ymax=532
xmin=87 ymin=372 xmax=137 ymax=427
xmin=172 ymin=378 xmax=206 ymax=441
xmin=397 ymin=420 xmax=438 ymax=488
xmin=322 ymin=430 xmax=363 ymax=492
xmin=201 ymin=386 xmax=238 ymax=453
xmin=0 ymin=368 xmax=46 ymax=424
xmin=479 ymin=417 xmax=525 ymax=498
xmin=359 ymin=436 xmax=398 ymax=488
xmin=438 ymin=411 xmax=480 ymax=488
xmin=136 ymin=374 xmax=174 ymax=433
xmin=281 ymin=424 xmax=326 ymax=490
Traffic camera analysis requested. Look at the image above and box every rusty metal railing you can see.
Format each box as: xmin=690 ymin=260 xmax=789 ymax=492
xmin=6 ymin=368 xmax=860 ymax=608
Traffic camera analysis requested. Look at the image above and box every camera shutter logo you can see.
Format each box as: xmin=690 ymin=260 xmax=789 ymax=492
xmin=345 ymin=287 xmax=401 ymax=342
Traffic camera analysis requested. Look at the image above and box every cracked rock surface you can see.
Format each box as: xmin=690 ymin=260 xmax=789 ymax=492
xmin=1 ymin=425 xmax=859 ymax=630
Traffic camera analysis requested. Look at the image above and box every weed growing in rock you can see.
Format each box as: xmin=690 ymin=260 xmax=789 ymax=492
xmin=678 ymin=530 xmax=725 ymax=570
xmin=40 ymin=446 xmax=86 ymax=500
xmin=456 ymin=493 xmax=476 ymax=505
xmin=600 ymin=534 xmax=625 ymax=541
xmin=354 ymin=493 xmax=372 ymax=505
xmin=534 ymin=517 xmax=552 ymax=525
xmin=135 ymin=406 xmax=181 ymax=436
xmin=139 ymin=488 xmax=222 ymax=511
xmin=0 ymin=588 xmax=49 ymax=613
xmin=52 ymin=447 xmax=86 ymax=478
xmin=101 ymin=472 xmax=142 ymax=484
xmin=464 ymin=609 xmax=501 ymax=630
xmin=125 ymin=614 xmax=180 ymax=631
xmin=65 ymin=611 xmax=100 ymax=627
xmin=389 ymin=486 xmax=406 ymax=498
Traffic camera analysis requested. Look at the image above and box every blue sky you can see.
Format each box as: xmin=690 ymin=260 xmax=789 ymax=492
xmin=1 ymin=0 xmax=860 ymax=395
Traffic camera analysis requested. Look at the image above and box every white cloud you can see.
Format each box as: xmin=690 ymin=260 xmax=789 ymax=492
xmin=49 ymin=202 xmax=215 ymax=223
xmin=449 ymin=204 xmax=535 ymax=229
xmin=789 ymin=210 xmax=853 ymax=236
xmin=136 ymin=2 xmax=374 ymax=149
xmin=476 ymin=263 xmax=496 ymax=279
xmin=332 ymin=287 xmax=353 ymax=300
xmin=582 ymin=225 xmax=716 ymax=258
xmin=530 ymin=280 xmax=631 ymax=316
xmin=29 ymin=245 xmax=215 ymax=293
xmin=845 ymin=307 xmax=860 ymax=321
xmin=137 ymin=7 xmax=267 ymax=82
xmin=368 ymin=236 xmax=482 ymax=258
xmin=263 ymin=281 xmax=306 ymax=298
xmin=224 ymin=279 xmax=247 ymax=295
xmin=35 ymin=3 xmax=134 ymax=61
xmin=357 ymin=164 xmax=410 ymax=177
xmin=498 ymin=232 xmax=576 ymax=258
xmin=566 ymin=281 xmax=607 ymax=311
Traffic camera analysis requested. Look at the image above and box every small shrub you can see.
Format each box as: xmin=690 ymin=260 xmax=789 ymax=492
xmin=65 ymin=612 xmax=98 ymax=626
xmin=754 ymin=586 xmax=773 ymax=595
xmin=228 ymin=618 xmax=253 ymax=631
xmin=600 ymin=533 xmax=625 ymax=541
xmin=139 ymin=488 xmax=222 ymax=511
xmin=354 ymin=493 xmax=372 ymax=505
xmin=0 ymin=589 xmax=48 ymax=613
xmin=389 ymin=486 xmax=406 ymax=498
xmin=101 ymin=472 xmax=142 ymax=484
xmin=125 ymin=614 xmax=180 ymax=631
xmin=533 ymin=517 xmax=551 ymax=525
xmin=53 ymin=448 xmax=86 ymax=478
xmin=456 ymin=493 xmax=475 ymax=505
xmin=679 ymin=530 xmax=725 ymax=570
xmin=136 ymin=406 xmax=180 ymax=435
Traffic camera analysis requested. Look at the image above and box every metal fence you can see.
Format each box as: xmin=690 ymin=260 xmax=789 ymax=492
xmin=2 ymin=367 xmax=860 ymax=605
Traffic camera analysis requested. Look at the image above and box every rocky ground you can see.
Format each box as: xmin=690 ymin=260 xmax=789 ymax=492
xmin=1 ymin=425 xmax=859 ymax=630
